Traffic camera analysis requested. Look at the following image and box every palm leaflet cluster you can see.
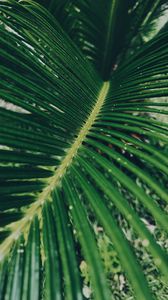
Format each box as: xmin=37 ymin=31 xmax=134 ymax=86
xmin=0 ymin=1 xmax=168 ymax=299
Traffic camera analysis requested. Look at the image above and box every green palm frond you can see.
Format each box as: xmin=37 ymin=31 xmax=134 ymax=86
xmin=123 ymin=0 xmax=168 ymax=59
xmin=38 ymin=0 xmax=132 ymax=79
xmin=0 ymin=1 xmax=168 ymax=299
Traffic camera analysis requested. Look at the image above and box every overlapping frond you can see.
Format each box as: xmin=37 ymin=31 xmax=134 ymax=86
xmin=0 ymin=1 xmax=168 ymax=300
xmin=35 ymin=0 xmax=168 ymax=79
xmin=37 ymin=0 xmax=131 ymax=79
xmin=123 ymin=0 xmax=168 ymax=61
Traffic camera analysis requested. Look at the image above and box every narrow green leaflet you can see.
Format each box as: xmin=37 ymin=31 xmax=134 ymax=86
xmin=63 ymin=176 xmax=112 ymax=300
xmin=52 ymin=189 xmax=83 ymax=300
xmin=22 ymin=217 xmax=41 ymax=300
xmin=42 ymin=203 xmax=62 ymax=300
xmin=3 ymin=237 xmax=25 ymax=300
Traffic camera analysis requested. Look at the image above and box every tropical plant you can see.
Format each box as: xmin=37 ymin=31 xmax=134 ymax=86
xmin=0 ymin=0 xmax=168 ymax=299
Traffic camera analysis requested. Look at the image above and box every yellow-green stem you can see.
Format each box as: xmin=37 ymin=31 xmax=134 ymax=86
xmin=0 ymin=81 xmax=110 ymax=260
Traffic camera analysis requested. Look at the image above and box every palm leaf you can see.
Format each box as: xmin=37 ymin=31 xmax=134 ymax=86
xmin=0 ymin=1 xmax=168 ymax=299
xmin=39 ymin=0 xmax=132 ymax=79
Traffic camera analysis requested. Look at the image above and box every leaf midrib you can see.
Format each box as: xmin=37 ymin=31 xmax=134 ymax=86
xmin=101 ymin=0 xmax=117 ymax=77
xmin=0 ymin=81 xmax=110 ymax=260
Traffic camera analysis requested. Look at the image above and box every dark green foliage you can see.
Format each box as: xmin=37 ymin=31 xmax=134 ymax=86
xmin=0 ymin=1 xmax=168 ymax=299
